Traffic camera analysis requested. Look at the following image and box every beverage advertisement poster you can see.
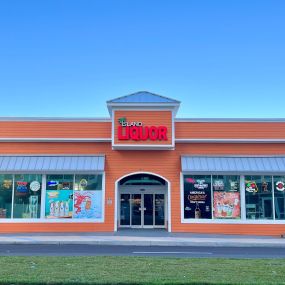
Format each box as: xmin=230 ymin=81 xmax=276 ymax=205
xmin=213 ymin=192 xmax=240 ymax=218
xmin=184 ymin=176 xmax=212 ymax=219
xmin=73 ymin=191 xmax=102 ymax=219
xmin=45 ymin=190 xmax=73 ymax=218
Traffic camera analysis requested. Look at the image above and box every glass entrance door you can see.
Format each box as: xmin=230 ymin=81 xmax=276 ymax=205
xmin=120 ymin=193 xmax=165 ymax=228
xmin=144 ymin=194 xmax=154 ymax=226
xmin=131 ymin=194 xmax=142 ymax=226
xmin=155 ymin=194 xmax=165 ymax=226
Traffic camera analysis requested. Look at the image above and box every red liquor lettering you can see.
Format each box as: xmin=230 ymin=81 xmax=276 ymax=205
xmin=118 ymin=125 xmax=168 ymax=141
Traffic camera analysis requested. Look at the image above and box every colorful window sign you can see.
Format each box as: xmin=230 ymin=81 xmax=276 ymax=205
xmin=245 ymin=181 xmax=258 ymax=193
xmin=117 ymin=117 xmax=168 ymax=141
xmin=74 ymin=175 xmax=103 ymax=219
xmin=276 ymin=181 xmax=285 ymax=192
xmin=0 ymin=173 xmax=104 ymax=220
xmin=73 ymin=191 xmax=102 ymax=219
xmin=45 ymin=174 xmax=103 ymax=220
xmin=45 ymin=190 xmax=73 ymax=218
xmin=30 ymin=181 xmax=41 ymax=192
xmin=48 ymin=181 xmax=59 ymax=187
xmin=184 ymin=175 xmax=241 ymax=220
xmin=16 ymin=181 xmax=28 ymax=195
xmin=213 ymin=192 xmax=240 ymax=218
xmin=193 ymin=179 xmax=209 ymax=190
xmin=184 ymin=175 xmax=212 ymax=219
xmin=212 ymin=175 xmax=241 ymax=219
xmin=213 ymin=180 xmax=225 ymax=191
xmin=46 ymin=175 xmax=74 ymax=219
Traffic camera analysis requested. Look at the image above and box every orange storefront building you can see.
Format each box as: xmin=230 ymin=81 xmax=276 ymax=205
xmin=0 ymin=91 xmax=285 ymax=236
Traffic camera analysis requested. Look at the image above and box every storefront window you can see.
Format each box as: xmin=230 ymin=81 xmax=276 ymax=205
xmin=184 ymin=175 xmax=212 ymax=219
xmin=0 ymin=175 xmax=13 ymax=219
xmin=74 ymin=175 xmax=102 ymax=190
xmin=245 ymin=175 xmax=273 ymax=220
xmin=274 ymin=176 xmax=285 ymax=220
xmin=73 ymin=175 xmax=103 ymax=219
xmin=13 ymin=174 xmax=42 ymax=219
xmin=45 ymin=175 xmax=73 ymax=219
xmin=45 ymin=174 xmax=103 ymax=220
xmin=213 ymin=175 xmax=240 ymax=219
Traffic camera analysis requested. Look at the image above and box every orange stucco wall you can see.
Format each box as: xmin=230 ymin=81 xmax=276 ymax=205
xmin=2 ymin=120 xmax=285 ymax=140
xmin=0 ymin=121 xmax=111 ymax=138
xmin=0 ymin=140 xmax=285 ymax=235
xmin=175 ymin=121 xmax=285 ymax=139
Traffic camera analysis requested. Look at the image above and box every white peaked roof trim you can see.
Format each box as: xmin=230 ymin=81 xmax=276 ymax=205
xmin=107 ymin=91 xmax=180 ymax=104
xmin=0 ymin=156 xmax=105 ymax=173
xmin=107 ymin=92 xmax=181 ymax=116
xmin=181 ymin=156 xmax=285 ymax=174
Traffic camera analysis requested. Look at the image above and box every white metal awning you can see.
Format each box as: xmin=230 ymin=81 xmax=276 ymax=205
xmin=0 ymin=156 xmax=105 ymax=173
xmin=181 ymin=156 xmax=285 ymax=174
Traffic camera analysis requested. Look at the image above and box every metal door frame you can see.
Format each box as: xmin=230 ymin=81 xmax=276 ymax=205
xmin=115 ymin=172 xmax=171 ymax=232
xmin=119 ymin=190 xmax=166 ymax=229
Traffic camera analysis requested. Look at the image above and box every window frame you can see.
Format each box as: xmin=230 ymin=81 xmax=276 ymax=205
xmin=0 ymin=172 xmax=105 ymax=223
xmin=0 ymin=174 xmax=13 ymax=219
xmin=181 ymin=173 xmax=285 ymax=224
xmin=13 ymin=174 xmax=43 ymax=219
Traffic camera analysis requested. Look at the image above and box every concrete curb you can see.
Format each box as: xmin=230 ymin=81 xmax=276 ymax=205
xmin=1 ymin=239 xmax=285 ymax=247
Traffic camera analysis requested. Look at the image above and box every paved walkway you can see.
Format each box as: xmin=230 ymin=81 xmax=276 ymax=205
xmin=0 ymin=230 xmax=285 ymax=247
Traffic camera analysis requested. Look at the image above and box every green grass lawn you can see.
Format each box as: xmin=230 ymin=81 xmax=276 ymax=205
xmin=0 ymin=256 xmax=284 ymax=285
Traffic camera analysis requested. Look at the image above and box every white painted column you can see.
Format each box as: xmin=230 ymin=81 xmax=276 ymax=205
xmin=240 ymin=175 xmax=246 ymax=220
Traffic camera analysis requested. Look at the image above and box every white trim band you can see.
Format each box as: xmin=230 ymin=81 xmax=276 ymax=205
xmin=176 ymin=138 xmax=285 ymax=143
xmin=0 ymin=117 xmax=111 ymax=122
xmin=0 ymin=138 xmax=284 ymax=144
xmin=0 ymin=138 xmax=112 ymax=142
xmin=175 ymin=118 xmax=285 ymax=122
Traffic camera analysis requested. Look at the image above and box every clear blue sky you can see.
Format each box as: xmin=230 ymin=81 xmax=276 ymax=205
xmin=0 ymin=0 xmax=284 ymax=118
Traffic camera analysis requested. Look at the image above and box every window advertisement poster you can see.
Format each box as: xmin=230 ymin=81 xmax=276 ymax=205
xmin=212 ymin=176 xmax=241 ymax=219
xmin=184 ymin=175 xmax=212 ymax=219
xmin=213 ymin=192 xmax=240 ymax=218
xmin=73 ymin=190 xmax=102 ymax=219
xmin=45 ymin=190 xmax=73 ymax=218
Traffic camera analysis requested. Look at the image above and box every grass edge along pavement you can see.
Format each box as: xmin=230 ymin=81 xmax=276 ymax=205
xmin=0 ymin=256 xmax=285 ymax=284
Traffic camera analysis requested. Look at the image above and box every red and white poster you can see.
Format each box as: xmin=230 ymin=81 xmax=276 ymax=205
xmin=213 ymin=192 xmax=240 ymax=218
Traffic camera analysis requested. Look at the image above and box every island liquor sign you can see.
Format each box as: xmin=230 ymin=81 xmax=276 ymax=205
xmin=117 ymin=117 xmax=168 ymax=141
xmin=112 ymin=110 xmax=174 ymax=149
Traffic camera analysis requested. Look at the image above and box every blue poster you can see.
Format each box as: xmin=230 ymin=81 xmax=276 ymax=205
xmin=73 ymin=190 xmax=102 ymax=219
xmin=45 ymin=190 xmax=73 ymax=218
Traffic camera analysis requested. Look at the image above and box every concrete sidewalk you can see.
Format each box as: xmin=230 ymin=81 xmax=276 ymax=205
xmin=0 ymin=230 xmax=285 ymax=247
